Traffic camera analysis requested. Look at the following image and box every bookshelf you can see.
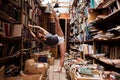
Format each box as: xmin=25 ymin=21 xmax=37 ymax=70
xmin=0 ymin=0 xmax=23 ymax=77
xmin=0 ymin=0 xmax=44 ymax=77
xmin=87 ymin=0 xmax=120 ymax=73
xmin=69 ymin=0 xmax=90 ymax=57
xmin=69 ymin=0 xmax=120 ymax=73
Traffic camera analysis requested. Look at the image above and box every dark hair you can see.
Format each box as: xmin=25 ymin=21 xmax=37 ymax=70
xmin=36 ymin=32 xmax=46 ymax=41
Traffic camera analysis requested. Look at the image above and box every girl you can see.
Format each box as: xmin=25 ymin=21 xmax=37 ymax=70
xmin=28 ymin=8 xmax=65 ymax=72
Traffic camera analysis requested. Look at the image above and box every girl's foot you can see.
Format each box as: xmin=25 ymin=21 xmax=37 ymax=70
xmin=54 ymin=67 xmax=62 ymax=73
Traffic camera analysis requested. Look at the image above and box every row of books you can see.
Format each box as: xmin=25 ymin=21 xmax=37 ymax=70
xmin=99 ymin=44 xmax=120 ymax=59
xmin=83 ymin=44 xmax=94 ymax=55
xmin=83 ymin=43 xmax=120 ymax=59
xmin=28 ymin=9 xmax=41 ymax=25
xmin=22 ymin=10 xmax=41 ymax=27
xmin=0 ymin=0 xmax=21 ymax=22
xmin=0 ymin=21 xmax=13 ymax=36
xmin=23 ymin=0 xmax=42 ymax=25
xmin=0 ymin=21 xmax=23 ymax=37
xmin=0 ymin=38 xmax=21 ymax=58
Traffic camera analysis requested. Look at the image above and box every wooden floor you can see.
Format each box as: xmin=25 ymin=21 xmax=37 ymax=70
xmin=47 ymin=59 xmax=68 ymax=80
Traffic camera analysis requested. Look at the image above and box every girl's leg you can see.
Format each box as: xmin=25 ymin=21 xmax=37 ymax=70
xmin=52 ymin=9 xmax=66 ymax=72
xmin=55 ymin=21 xmax=64 ymax=36
xmin=52 ymin=9 xmax=64 ymax=36
xmin=54 ymin=42 xmax=65 ymax=72
xmin=55 ymin=19 xmax=65 ymax=71
xmin=59 ymin=42 xmax=65 ymax=69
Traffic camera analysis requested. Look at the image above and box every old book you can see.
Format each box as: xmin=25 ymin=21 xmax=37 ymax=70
xmin=11 ymin=24 xmax=23 ymax=37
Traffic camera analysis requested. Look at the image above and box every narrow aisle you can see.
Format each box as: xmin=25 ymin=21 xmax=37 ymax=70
xmin=48 ymin=59 xmax=68 ymax=80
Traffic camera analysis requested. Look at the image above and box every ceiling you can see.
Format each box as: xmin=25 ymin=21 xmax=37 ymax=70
xmin=40 ymin=0 xmax=73 ymax=13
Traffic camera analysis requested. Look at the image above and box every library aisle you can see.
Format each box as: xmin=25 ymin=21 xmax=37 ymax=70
xmin=48 ymin=59 xmax=68 ymax=80
xmin=1 ymin=0 xmax=120 ymax=80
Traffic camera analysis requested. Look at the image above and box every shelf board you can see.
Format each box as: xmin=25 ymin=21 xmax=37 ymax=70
xmin=77 ymin=37 xmax=120 ymax=45
xmin=0 ymin=10 xmax=16 ymax=23
xmin=88 ymin=8 xmax=107 ymax=12
xmin=99 ymin=57 xmax=120 ymax=66
xmin=103 ymin=9 xmax=120 ymax=21
xmin=103 ymin=0 xmax=116 ymax=8
xmin=90 ymin=9 xmax=120 ymax=28
xmin=83 ymin=39 xmax=93 ymax=44
xmin=0 ymin=51 xmax=20 ymax=66
xmin=81 ymin=38 xmax=120 ymax=45
xmin=95 ymin=0 xmax=108 ymax=8
xmin=8 ymin=0 xmax=21 ymax=8
xmin=0 ymin=36 xmax=21 ymax=43
xmin=94 ymin=38 xmax=120 ymax=43
xmin=85 ymin=54 xmax=120 ymax=72
xmin=89 ymin=54 xmax=120 ymax=68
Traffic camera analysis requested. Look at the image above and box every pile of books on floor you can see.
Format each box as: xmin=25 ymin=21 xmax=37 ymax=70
xmin=0 ymin=50 xmax=52 ymax=80
xmin=0 ymin=58 xmax=49 ymax=80
xmin=64 ymin=57 xmax=120 ymax=80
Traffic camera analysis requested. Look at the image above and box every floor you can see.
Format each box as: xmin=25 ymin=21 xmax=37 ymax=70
xmin=47 ymin=59 xmax=68 ymax=80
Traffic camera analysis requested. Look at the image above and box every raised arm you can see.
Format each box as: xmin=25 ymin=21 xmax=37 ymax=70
xmin=28 ymin=27 xmax=41 ymax=42
xmin=28 ymin=24 xmax=49 ymax=35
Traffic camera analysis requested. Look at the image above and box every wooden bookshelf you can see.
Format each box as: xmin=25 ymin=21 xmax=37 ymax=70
xmin=70 ymin=0 xmax=120 ymax=74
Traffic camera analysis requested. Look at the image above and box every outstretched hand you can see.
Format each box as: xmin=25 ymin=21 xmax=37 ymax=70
xmin=28 ymin=24 xmax=40 ymax=29
xmin=27 ymin=24 xmax=31 ymax=29
xmin=28 ymin=24 xmax=32 ymax=28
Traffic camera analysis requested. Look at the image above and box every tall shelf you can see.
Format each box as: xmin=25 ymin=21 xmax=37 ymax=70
xmin=69 ymin=0 xmax=120 ymax=73
xmin=0 ymin=0 xmax=44 ymax=77
xmin=0 ymin=0 xmax=23 ymax=77
xmin=21 ymin=0 xmax=47 ymax=70
xmin=86 ymin=0 xmax=120 ymax=73
xmin=68 ymin=0 xmax=90 ymax=58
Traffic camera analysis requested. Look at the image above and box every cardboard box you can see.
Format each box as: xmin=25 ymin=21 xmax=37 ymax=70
xmin=24 ymin=63 xmax=48 ymax=76
xmin=5 ymin=74 xmax=43 ymax=80
xmin=25 ymin=59 xmax=35 ymax=66
xmin=0 ymin=78 xmax=5 ymax=80
xmin=30 ymin=53 xmax=48 ymax=62
xmin=48 ymin=57 xmax=54 ymax=65
xmin=0 ymin=66 xmax=5 ymax=78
